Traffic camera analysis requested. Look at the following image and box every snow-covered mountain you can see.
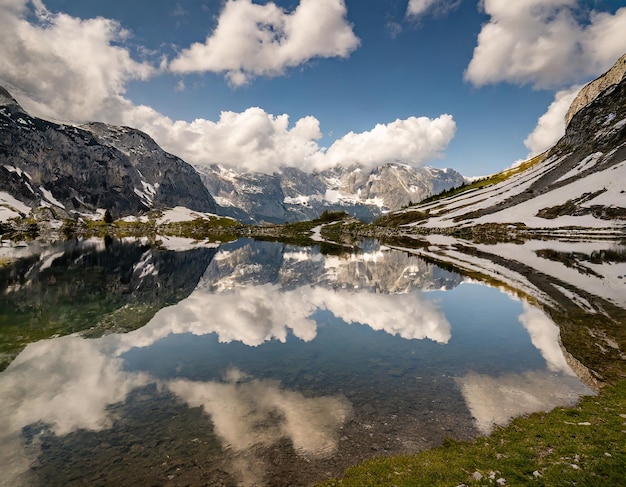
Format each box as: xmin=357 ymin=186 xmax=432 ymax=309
xmin=197 ymin=162 xmax=466 ymax=224
xmin=0 ymin=87 xmax=216 ymax=221
xmin=395 ymin=56 xmax=626 ymax=232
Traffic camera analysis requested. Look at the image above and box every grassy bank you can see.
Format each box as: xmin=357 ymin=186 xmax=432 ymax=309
xmin=319 ymin=380 xmax=626 ymax=486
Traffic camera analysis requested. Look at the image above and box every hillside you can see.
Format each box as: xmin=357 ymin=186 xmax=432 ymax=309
xmin=388 ymin=59 xmax=626 ymax=233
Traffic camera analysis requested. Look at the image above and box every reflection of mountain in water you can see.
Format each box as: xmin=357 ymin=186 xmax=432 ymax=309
xmin=0 ymin=239 xmax=595 ymax=487
xmin=0 ymin=238 xmax=217 ymax=369
xmin=395 ymin=236 xmax=626 ymax=385
xmin=203 ymin=239 xmax=463 ymax=293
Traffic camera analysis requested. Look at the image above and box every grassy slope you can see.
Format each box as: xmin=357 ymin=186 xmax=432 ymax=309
xmin=320 ymin=381 xmax=626 ymax=487
xmin=317 ymin=155 xmax=626 ymax=485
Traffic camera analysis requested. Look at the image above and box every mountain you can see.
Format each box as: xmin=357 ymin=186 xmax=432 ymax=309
xmin=391 ymin=55 xmax=626 ymax=232
xmin=0 ymin=87 xmax=216 ymax=220
xmin=196 ymin=162 xmax=466 ymax=224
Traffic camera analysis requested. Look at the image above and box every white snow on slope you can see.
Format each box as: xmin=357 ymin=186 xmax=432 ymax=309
xmin=473 ymin=240 xmax=626 ymax=309
xmin=156 ymin=206 xmax=225 ymax=225
xmin=471 ymin=160 xmax=626 ymax=228
xmin=156 ymin=235 xmax=221 ymax=252
xmin=39 ymin=187 xmax=65 ymax=209
xmin=0 ymin=192 xmax=30 ymax=221
xmin=412 ymin=149 xmax=626 ymax=229
xmin=395 ymin=236 xmax=626 ymax=311
xmin=39 ymin=251 xmax=65 ymax=272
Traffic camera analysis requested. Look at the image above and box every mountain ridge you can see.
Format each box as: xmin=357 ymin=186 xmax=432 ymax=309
xmin=385 ymin=55 xmax=626 ymax=233
xmin=197 ymin=162 xmax=466 ymax=224
xmin=0 ymin=89 xmax=216 ymax=221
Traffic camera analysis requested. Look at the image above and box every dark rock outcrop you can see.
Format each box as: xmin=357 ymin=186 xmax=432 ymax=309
xmin=0 ymin=88 xmax=216 ymax=219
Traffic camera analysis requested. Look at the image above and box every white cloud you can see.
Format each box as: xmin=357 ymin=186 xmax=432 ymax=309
xmin=119 ymin=104 xmax=456 ymax=174
xmin=0 ymin=335 xmax=149 ymax=487
xmin=168 ymin=373 xmax=352 ymax=486
xmin=169 ymin=0 xmax=360 ymax=86
xmin=0 ymin=1 xmax=452 ymax=175
xmin=0 ymin=0 xmax=154 ymax=123
xmin=524 ymin=85 xmax=581 ymax=156
xmin=168 ymin=373 xmax=352 ymax=455
xmin=324 ymin=115 xmax=456 ymax=168
xmin=111 ymin=281 xmax=451 ymax=356
xmin=406 ymin=0 xmax=437 ymax=17
xmin=406 ymin=0 xmax=460 ymax=19
xmin=465 ymin=1 xmax=626 ymax=88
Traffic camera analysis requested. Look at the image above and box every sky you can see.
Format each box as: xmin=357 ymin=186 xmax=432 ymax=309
xmin=1 ymin=0 xmax=625 ymax=177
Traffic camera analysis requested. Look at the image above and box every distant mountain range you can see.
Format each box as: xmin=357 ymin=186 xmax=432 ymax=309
xmin=197 ymin=163 xmax=465 ymax=223
xmin=2 ymin=53 xmax=624 ymax=230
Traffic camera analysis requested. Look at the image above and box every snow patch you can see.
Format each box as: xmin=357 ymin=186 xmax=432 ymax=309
xmin=39 ymin=187 xmax=65 ymax=209
xmin=214 ymin=196 xmax=235 ymax=207
xmin=0 ymin=192 xmax=31 ymax=221
xmin=156 ymin=206 xmax=223 ymax=225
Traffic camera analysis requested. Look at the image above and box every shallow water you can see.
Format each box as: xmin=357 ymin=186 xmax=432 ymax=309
xmin=0 ymin=239 xmax=593 ymax=486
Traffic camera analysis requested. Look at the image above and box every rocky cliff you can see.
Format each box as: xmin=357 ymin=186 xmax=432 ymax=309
xmin=197 ymin=163 xmax=465 ymax=224
xmin=0 ymin=87 xmax=216 ymax=219
xmin=565 ymin=53 xmax=626 ymax=126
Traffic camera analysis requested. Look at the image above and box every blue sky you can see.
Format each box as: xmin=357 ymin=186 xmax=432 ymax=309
xmin=1 ymin=0 xmax=625 ymax=176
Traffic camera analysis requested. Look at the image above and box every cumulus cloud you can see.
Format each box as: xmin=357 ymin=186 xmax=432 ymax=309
xmin=168 ymin=373 xmax=352 ymax=486
xmin=524 ymin=85 xmax=581 ymax=156
xmin=120 ymin=105 xmax=456 ymax=173
xmin=324 ymin=115 xmax=456 ymax=168
xmin=111 ymin=281 xmax=451 ymax=356
xmin=0 ymin=335 xmax=149 ymax=486
xmin=0 ymin=0 xmax=154 ymax=123
xmin=406 ymin=0 xmax=437 ymax=17
xmin=168 ymin=373 xmax=352 ymax=455
xmin=465 ymin=1 xmax=626 ymax=89
xmin=406 ymin=0 xmax=461 ymax=20
xmin=169 ymin=0 xmax=360 ymax=86
xmin=0 ymin=0 xmax=452 ymax=174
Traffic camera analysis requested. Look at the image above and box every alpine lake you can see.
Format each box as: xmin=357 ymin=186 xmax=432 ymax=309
xmin=1 ymin=234 xmax=624 ymax=487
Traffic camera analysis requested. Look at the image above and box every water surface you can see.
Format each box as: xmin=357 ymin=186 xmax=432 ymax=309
xmin=0 ymin=239 xmax=593 ymax=486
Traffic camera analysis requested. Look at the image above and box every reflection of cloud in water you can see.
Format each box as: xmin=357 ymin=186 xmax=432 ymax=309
xmin=114 ymin=284 xmax=451 ymax=354
xmin=169 ymin=370 xmax=352 ymax=456
xmin=0 ymin=336 xmax=149 ymax=486
xmin=455 ymin=371 xmax=592 ymax=434
xmin=518 ymin=303 xmax=573 ymax=374
xmin=312 ymin=287 xmax=450 ymax=342
xmin=168 ymin=369 xmax=352 ymax=486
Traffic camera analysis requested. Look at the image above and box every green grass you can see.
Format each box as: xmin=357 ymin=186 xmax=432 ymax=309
xmin=319 ymin=381 xmax=626 ymax=487
xmin=417 ymin=153 xmax=546 ymax=206
xmin=374 ymin=210 xmax=429 ymax=227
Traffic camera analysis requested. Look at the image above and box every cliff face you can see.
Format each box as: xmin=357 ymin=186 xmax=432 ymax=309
xmin=565 ymin=54 xmax=626 ymax=126
xmin=0 ymin=88 xmax=216 ymax=219
xmin=198 ymin=163 xmax=466 ymax=224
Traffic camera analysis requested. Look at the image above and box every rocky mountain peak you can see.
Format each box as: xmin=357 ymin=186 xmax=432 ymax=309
xmin=0 ymin=86 xmax=21 ymax=109
xmin=565 ymin=53 xmax=626 ymax=126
